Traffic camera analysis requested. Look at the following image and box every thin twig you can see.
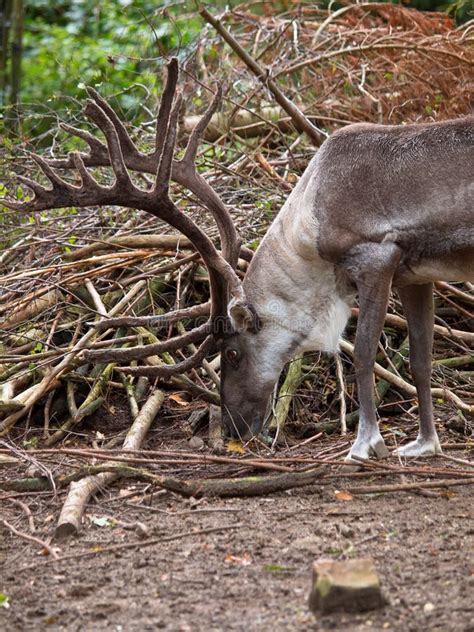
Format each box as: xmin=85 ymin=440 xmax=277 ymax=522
xmin=2 ymin=519 xmax=59 ymax=559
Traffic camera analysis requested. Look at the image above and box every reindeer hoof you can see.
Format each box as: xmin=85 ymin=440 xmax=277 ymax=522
xmin=344 ymin=436 xmax=390 ymax=466
xmin=371 ymin=439 xmax=390 ymax=459
xmin=393 ymin=436 xmax=442 ymax=458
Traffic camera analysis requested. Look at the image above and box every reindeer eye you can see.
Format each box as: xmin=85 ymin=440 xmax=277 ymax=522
xmin=225 ymin=349 xmax=239 ymax=364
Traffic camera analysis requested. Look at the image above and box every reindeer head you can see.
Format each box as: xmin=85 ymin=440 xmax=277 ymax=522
xmin=219 ymin=298 xmax=271 ymax=440
xmin=219 ymin=285 xmax=307 ymax=440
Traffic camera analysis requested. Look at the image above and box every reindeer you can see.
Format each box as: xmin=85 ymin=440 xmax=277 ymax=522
xmin=222 ymin=115 xmax=473 ymax=460
xmin=5 ymin=60 xmax=473 ymax=461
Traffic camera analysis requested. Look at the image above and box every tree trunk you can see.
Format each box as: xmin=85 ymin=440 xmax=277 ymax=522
xmin=0 ymin=0 xmax=13 ymax=105
xmin=6 ymin=0 xmax=22 ymax=132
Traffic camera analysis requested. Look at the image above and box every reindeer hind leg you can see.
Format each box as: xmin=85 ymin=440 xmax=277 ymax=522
xmin=394 ymin=283 xmax=442 ymax=457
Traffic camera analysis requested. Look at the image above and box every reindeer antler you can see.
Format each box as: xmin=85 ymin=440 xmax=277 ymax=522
xmin=47 ymin=61 xmax=241 ymax=269
xmin=5 ymin=58 xmax=245 ymax=377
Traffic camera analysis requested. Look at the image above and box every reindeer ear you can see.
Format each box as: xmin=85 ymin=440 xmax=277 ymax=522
xmin=228 ymin=299 xmax=260 ymax=333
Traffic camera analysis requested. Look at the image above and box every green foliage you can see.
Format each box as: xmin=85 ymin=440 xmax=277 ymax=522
xmin=0 ymin=593 xmax=10 ymax=609
xmin=22 ymin=435 xmax=39 ymax=447
xmin=31 ymin=341 xmax=44 ymax=354
xmin=398 ymin=0 xmax=472 ymax=21
xmin=2 ymin=1 xmax=217 ymax=138
xmin=19 ymin=2 xmax=187 ymax=131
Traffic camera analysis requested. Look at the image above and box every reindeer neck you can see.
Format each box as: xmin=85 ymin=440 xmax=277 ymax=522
xmin=243 ymin=167 xmax=353 ymax=352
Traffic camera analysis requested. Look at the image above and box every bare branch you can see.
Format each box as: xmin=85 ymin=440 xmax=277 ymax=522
xmin=200 ymin=6 xmax=325 ymax=145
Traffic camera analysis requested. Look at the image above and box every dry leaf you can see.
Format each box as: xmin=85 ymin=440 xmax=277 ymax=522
xmin=226 ymin=440 xmax=245 ymax=454
xmin=169 ymin=393 xmax=189 ymax=407
xmin=335 ymin=489 xmax=353 ymax=501
xmin=39 ymin=546 xmax=61 ymax=557
xmin=224 ymin=552 xmax=252 ymax=566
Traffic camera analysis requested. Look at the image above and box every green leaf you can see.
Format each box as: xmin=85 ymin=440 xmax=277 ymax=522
xmin=248 ymin=239 xmax=260 ymax=251
xmin=0 ymin=593 xmax=10 ymax=609
xmin=90 ymin=516 xmax=113 ymax=528
xmin=326 ymin=547 xmax=344 ymax=557
xmin=263 ymin=564 xmax=292 ymax=573
xmin=390 ymin=429 xmax=407 ymax=438
xmin=23 ymin=436 xmax=39 ymax=447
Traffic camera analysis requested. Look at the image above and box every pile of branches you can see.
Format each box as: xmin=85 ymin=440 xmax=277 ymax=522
xmin=198 ymin=2 xmax=473 ymax=133
xmin=0 ymin=4 xmax=473 ymax=536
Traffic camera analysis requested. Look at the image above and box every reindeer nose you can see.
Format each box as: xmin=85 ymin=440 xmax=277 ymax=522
xmin=223 ymin=411 xmax=263 ymax=441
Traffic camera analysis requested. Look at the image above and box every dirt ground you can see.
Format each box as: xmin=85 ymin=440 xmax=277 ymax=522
xmin=1 ymin=435 xmax=473 ymax=632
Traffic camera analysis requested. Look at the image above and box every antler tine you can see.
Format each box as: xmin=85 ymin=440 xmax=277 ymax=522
xmin=83 ymin=322 xmax=209 ymax=363
xmin=155 ymin=57 xmax=180 ymax=158
xmin=93 ymin=302 xmax=211 ymax=332
xmin=47 ymin=123 xmax=110 ymax=169
xmin=182 ymin=83 xmax=222 ymax=166
xmin=86 ymin=86 xmax=138 ymax=157
xmin=4 ymin=151 xmax=76 ymax=212
xmin=44 ymin=60 xmax=180 ymax=175
xmin=166 ymin=78 xmax=241 ymax=270
xmin=152 ymin=60 xmax=242 ymax=271
xmin=15 ymin=174 xmax=46 ymax=196
xmin=71 ymin=151 xmax=102 ymax=189
xmin=116 ymin=336 xmax=214 ymax=378
xmin=155 ymin=91 xmax=183 ymax=193
xmin=83 ymin=99 xmax=132 ymax=188
xmin=27 ymin=151 xmax=74 ymax=190
xmin=4 ymin=175 xmax=48 ymax=211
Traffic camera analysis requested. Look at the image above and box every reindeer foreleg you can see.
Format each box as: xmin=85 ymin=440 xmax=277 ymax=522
xmin=341 ymin=242 xmax=402 ymax=462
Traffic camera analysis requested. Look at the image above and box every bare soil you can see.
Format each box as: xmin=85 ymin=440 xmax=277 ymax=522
xmin=1 ymin=438 xmax=473 ymax=632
